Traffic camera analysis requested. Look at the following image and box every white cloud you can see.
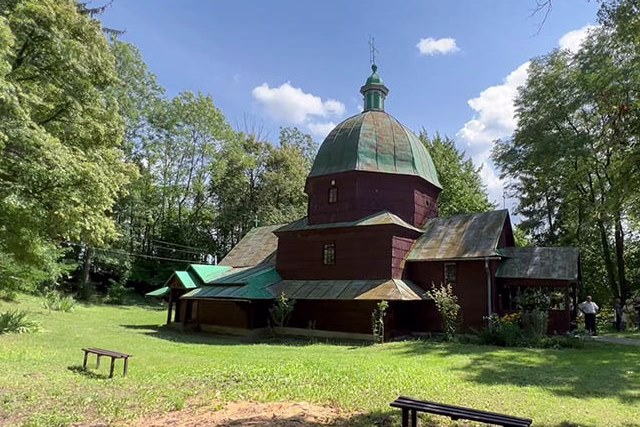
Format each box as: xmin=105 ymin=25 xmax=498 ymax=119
xmin=307 ymin=121 xmax=336 ymax=140
xmin=457 ymin=62 xmax=530 ymax=148
xmin=456 ymin=25 xmax=595 ymax=209
xmin=416 ymin=37 xmax=460 ymax=56
xmin=252 ymin=82 xmax=345 ymax=125
xmin=558 ymin=25 xmax=597 ymax=53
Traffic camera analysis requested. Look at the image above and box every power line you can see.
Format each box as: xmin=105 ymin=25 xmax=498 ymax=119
xmin=150 ymin=238 xmax=208 ymax=252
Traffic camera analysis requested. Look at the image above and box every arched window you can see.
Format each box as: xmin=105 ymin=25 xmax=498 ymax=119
xmin=328 ymin=179 xmax=338 ymax=204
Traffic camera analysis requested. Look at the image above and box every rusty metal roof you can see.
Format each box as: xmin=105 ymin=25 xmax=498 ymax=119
xmin=309 ymin=110 xmax=441 ymax=189
xmin=497 ymin=247 xmax=579 ymax=281
xmin=218 ymin=224 xmax=281 ymax=268
xmin=275 ymin=211 xmax=422 ymax=234
xmin=181 ymin=278 xmax=425 ymax=301
xmin=407 ymin=210 xmax=509 ymax=261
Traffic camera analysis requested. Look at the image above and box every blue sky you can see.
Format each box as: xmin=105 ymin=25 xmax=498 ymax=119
xmin=101 ymin=1 xmax=600 ymax=208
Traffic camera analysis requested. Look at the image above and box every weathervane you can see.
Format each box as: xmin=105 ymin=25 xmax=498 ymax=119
xmin=368 ymin=36 xmax=379 ymax=65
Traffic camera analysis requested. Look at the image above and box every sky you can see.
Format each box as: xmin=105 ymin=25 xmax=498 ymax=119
xmin=100 ymin=0 xmax=600 ymax=212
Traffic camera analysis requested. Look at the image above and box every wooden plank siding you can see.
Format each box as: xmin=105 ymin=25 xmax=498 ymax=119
xmin=305 ymin=171 xmax=439 ymax=228
xmin=407 ymin=260 xmax=495 ymax=330
xmin=277 ymin=225 xmax=420 ymax=280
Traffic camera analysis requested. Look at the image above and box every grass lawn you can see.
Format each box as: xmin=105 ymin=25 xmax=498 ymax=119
xmin=1 ymin=295 xmax=639 ymax=427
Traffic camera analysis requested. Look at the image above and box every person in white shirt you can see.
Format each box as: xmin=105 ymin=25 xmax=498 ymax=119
xmin=579 ymin=296 xmax=599 ymax=335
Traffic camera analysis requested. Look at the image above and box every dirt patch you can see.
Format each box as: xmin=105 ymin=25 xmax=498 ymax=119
xmin=128 ymin=401 xmax=355 ymax=426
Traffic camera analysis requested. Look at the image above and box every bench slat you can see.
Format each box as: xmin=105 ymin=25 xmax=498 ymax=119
xmin=82 ymin=348 xmax=131 ymax=358
xmin=391 ymin=396 xmax=532 ymax=427
xmin=395 ymin=396 xmax=531 ymax=422
xmin=392 ymin=401 xmax=528 ymax=425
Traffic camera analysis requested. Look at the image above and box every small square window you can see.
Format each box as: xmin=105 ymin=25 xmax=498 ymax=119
xmin=444 ymin=262 xmax=457 ymax=284
xmin=323 ymin=243 xmax=335 ymax=265
xmin=328 ymin=187 xmax=338 ymax=204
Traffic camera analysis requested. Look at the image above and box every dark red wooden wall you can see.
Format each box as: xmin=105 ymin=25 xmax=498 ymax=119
xmin=305 ymin=171 xmax=440 ymax=227
xmin=276 ymin=225 xmax=420 ymax=280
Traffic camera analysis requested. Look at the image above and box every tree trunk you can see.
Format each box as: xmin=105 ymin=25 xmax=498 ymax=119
xmin=614 ymin=213 xmax=628 ymax=299
xmin=597 ymin=219 xmax=618 ymax=299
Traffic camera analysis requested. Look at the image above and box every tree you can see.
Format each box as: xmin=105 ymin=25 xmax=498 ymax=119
xmin=0 ymin=0 xmax=135 ymax=296
xmin=420 ymin=132 xmax=494 ymax=217
xmin=492 ymin=0 xmax=640 ymax=301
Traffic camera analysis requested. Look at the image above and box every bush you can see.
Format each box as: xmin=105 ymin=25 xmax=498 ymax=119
xmin=371 ymin=300 xmax=389 ymax=344
xmin=521 ymin=309 xmax=548 ymax=339
xmin=479 ymin=314 xmax=525 ymax=347
xmin=42 ymin=290 xmax=76 ymax=312
xmin=0 ymin=310 xmax=38 ymax=334
xmin=269 ymin=292 xmax=295 ymax=327
xmin=425 ymin=283 xmax=460 ymax=341
xmin=105 ymin=280 xmax=127 ymax=305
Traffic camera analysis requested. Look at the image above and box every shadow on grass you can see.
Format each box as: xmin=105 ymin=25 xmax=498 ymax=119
xmin=395 ymin=339 xmax=640 ymax=405
xmin=67 ymin=365 xmax=111 ymax=380
xmin=120 ymin=323 xmax=372 ymax=348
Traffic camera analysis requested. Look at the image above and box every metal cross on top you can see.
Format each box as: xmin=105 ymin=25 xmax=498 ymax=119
xmin=369 ymin=36 xmax=379 ymax=65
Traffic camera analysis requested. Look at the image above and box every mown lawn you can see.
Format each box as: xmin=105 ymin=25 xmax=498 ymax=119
xmin=1 ymin=295 xmax=639 ymax=427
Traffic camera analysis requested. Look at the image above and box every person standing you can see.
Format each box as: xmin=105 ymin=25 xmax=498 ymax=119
xmin=614 ymin=298 xmax=624 ymax=332
xmin=579 ymin=296 xmax=599 ymax=335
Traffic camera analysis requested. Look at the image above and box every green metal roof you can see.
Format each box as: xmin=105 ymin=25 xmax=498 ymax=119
xmin=188 ymin=264 xmax=232 ymax=284
xmin=162 ymin=270 xmax=200 ymax=289
xmin=275 ymin=210 xmax=422 ymax=234
xmin=145 ymin=286 xmax=170 ymax=298
xmin=496 ymin=247 xmax=580 ymax=281
xmin=218 ymin=224 xmax=281 ymax=268
xmin=407 ymin=210 xmax=509 ymax=261
xmin=182 ymin=266 xmax=282 ymax=300
xmin=308 ymin=110 xmax=441 ymax=189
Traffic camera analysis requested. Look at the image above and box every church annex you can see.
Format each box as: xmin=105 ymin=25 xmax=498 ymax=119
xmin=148 ymin=65 xmax=580 ymax=338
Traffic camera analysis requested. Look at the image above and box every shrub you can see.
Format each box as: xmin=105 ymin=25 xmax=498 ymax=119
xmin=0 ymin=310 xmax=38 ymax=334
xmin=425 ymin=283 xmax=460 ymax=341
xmin=269 ymin=292 xmax=295 ymax=327
xmin=42 ymin=290 xmax=75 ymax=312
xmin=371 ymin=300 xmax=389 ymax=344
xmin=521 ymin=308 xmax=548 ymax=339
xmin=105 ymin=280 xmax=127 ymax=305
xmin=479 ymin=314 xmax=525 ymax=347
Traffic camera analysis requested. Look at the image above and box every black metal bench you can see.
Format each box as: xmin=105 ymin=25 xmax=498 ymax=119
xmin=390 ymin=396 xmax=532 ymax=427
xmin=82 ymin=347 xmax=132 ymax=378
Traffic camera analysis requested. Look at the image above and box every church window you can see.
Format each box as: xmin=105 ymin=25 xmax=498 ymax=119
xmin=444 ymin=262 xmax=457 ymax=284
xmin=323 ymin=243 xmax=335 ymax=265
xmin=328 ymin=181 xmax=338 ymax=204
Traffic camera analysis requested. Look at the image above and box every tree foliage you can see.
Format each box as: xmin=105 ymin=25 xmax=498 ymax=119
xmin=0 ymin=0 xmax=135 ymax=295
xmin=492 ymin=0 xmax=640 ymax=301
xmin=420 ymin=132 xmax=494 ymax=217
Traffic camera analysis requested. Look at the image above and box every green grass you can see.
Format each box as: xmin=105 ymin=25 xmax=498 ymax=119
xmin=1 ymin=295 xmax=639 ymax=427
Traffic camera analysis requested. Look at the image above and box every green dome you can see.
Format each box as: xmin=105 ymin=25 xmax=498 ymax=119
xmin=309 ymin=111 xmax=441 ymax=188
xmin=366 ymin=64 xmax=383 ymax=85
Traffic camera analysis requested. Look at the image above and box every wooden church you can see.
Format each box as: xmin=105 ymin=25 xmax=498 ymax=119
xmin=148 ymin=65 xmax=580 ymax=338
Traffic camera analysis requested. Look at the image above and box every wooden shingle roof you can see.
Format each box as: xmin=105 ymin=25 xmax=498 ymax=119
xmin=407 ymin=210 xmax=509 ymax=261
xmin=218 ymin=224 xmax=281 ymax=268
xmin=496 ymin=247 xmax=580 ymax=281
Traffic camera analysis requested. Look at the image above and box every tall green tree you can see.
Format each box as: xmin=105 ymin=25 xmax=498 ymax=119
xmin=0 ymin=0 xmax=135 ymax=296
xmin=420 ymin=132 xmax=494 ymax=217
xmin=493 ymin=0 xmax=640 ymax=300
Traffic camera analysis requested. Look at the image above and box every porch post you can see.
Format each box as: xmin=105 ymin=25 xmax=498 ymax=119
xmin=166 ymin=290 xmax=173 ymax=325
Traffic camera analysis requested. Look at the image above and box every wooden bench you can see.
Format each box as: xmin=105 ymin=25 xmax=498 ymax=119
xmin=82 ymin=348 xmax=132 ymax=378
xmin=390 ymin=396 xmax=532 ymax=427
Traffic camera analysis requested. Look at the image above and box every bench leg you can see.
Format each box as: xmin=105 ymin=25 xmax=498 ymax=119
xmin=96 ymin=355 xmax=101 ymax=368
xmin=109 ymin=358 xmax=115 ymax=378
xmin=411 ymin=409 xmax=417 ymax=427
xmin=83 ymin=351 xmax=88 ymax=369
xmin=402 ymin=408 xmax=409 ymax=427
xmin=123 ymin=357 xmax=128 ymax=377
